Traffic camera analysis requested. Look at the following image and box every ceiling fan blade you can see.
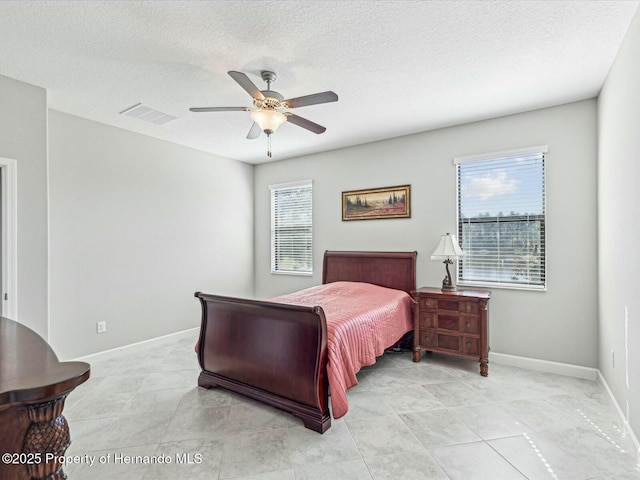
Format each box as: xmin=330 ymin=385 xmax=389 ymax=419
xmin=283 ymin=91 xmax=338 ymax=109
xmin=285 ymin=113 xmax=327 ymax=134
xmin=228 ymin=71 xmax=265 ymax=100
xmin=246 ymin=122 xmax=261 ymax=140
xmin=189 ymin=107 xmax=251 ymax=112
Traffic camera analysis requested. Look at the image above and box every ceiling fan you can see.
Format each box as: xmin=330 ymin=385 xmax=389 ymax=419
xmin=190 ymin=70 xmax=338 ymax=157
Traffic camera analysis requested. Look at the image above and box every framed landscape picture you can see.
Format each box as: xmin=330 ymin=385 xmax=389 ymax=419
xmin=342 ymin=184 xmax=411 ymax=221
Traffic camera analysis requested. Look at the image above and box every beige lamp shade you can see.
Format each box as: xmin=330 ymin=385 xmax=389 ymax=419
xmin=431 ymin=233 xmax=463 ymax=260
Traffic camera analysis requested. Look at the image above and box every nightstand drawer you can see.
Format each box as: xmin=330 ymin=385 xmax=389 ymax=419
xmin=419 ymin=297 xmax=437 ymax=310
xmin=461 ymin=317 xmax=479 ymax=334
xmin=459 ymin=301 xmax=478 ymax=314
xmin=437 ymin=314 xmax=459 ymax=332
xmin=436 ymin=333 xmax=459 ymax=352
xmin=421 ymin=313 xmax=478 ymax=333
xmin=438 ymin=299 xmax=459 ymax=312
xmin=419 ymin=311 xmax=435 ymax=329
xmin=420 ymin=329 xmax=437 ymax=347
xmin=462 ymin=337 xmax=479 ymax=355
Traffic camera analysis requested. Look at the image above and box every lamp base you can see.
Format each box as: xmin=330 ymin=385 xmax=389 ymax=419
xmin=441 ymin=260 xmax=456 ymax=292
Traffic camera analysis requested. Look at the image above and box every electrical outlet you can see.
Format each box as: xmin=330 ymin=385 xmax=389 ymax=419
xmin=610 ymin=349 xmax=615 ymax=368
xmin=97 ymin=321 xmax=107 ymax=334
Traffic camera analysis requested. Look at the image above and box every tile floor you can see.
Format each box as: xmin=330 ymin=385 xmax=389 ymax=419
xmin=63 ymin=330 xmax=640 ymax=479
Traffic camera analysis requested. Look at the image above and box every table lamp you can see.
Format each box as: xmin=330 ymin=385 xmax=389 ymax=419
xmin=431 ymin=233 xmax=464 ymax=292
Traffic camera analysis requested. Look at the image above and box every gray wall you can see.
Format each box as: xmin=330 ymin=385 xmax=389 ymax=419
xmin=597 ymin=9 xmax=640 ymax=438
xmin=0 ymin=74 xmax=49 ymax=337
xmin=255 ymin=100 xmax=598 ymax=368
xmin=48 ymin=111 xmax=254 ymax=359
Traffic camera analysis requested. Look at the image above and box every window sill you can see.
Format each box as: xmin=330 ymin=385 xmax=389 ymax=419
xmin=270 ymin=270 xmax=313 ymax=277
xmin=457 ymin=281 xmax=546 ymax=292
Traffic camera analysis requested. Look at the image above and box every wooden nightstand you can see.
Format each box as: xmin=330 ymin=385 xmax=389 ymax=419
xmin=411 ymin=287 xmax=491 ymax=376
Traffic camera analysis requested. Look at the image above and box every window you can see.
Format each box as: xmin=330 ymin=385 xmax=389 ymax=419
xmin=270 ymin=180 xmax=313 ymax=274
xmin=455 ymin=147 xmax=546 ymax=289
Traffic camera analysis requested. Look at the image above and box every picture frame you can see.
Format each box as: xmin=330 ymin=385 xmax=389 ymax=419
xmin=342 ymin=184 xmax=411 ymax=221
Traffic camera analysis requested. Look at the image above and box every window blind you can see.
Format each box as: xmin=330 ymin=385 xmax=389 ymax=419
xmin=270 ymin=180 xmax=313 ymax=274
xmin=456 ymin=149 xmax=546 ymax=289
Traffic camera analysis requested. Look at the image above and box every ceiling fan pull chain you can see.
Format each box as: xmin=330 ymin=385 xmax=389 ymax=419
xmin=267 ymin=134 xmax=272 ymax=158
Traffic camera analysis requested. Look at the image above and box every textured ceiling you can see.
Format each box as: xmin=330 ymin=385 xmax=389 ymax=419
xmin=0 ymin=1 xmax=637 ymax=164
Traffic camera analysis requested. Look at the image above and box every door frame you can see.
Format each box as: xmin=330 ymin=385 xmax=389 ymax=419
xmin=0 ymin=157 xmax=17 ymax=320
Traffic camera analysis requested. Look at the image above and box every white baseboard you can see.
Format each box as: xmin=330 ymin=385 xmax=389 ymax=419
xmin=489 ymin=352 xmax=598 ymax=380
xmin=70 ymin=327 xmax=199 ymax=362
xmin=597 ymin=371 xmax=640 ymax=455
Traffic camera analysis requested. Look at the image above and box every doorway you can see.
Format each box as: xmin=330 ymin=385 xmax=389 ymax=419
xmin=0 ymin=157 xmax=17 ymax=320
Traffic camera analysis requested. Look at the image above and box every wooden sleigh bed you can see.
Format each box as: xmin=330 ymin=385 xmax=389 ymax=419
xmin=194 ymin=250 xmax=416 ymax=433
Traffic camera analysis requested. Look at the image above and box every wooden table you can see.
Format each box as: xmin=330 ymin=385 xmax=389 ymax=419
xmin=412 ymin=287 xmax=491 ymax=376
xmin=0 ymin=316 xmax=90 ymax=480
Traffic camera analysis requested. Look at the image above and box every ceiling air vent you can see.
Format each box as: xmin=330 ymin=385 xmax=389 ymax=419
xmin=119 ymin=103 xmax=177 ymax=125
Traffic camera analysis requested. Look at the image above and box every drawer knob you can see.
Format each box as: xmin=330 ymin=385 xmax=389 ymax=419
xmin=426 ymin=300 xmax=432 ymax=306
xmin=466 ymin=342 xmax=472 ymax=348
xmin=426 ymin=316 xmax=431 ymax=323
xmin=466 ymin=322 xmax=472 ymax=329
xmin=466 ymin=304 xmax=472 ymax=310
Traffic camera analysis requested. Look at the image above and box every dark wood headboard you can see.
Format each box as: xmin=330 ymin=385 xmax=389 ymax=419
xmin=322 ymin=251 xmax=417 ymax=294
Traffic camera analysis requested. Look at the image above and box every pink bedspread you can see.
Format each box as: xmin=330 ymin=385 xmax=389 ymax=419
xmin=270 ymin=281 xmax=413 ymax=419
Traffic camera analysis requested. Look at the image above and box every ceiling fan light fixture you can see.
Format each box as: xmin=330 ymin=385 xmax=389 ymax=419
xmin=250 ymin=108 xmax=287 ymax=134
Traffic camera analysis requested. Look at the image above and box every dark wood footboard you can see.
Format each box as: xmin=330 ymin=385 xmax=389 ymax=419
xmin=194 ymin=293 xmax=331 ymax=433
xmin=195 ymin=251 xmax=417 ymax=433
